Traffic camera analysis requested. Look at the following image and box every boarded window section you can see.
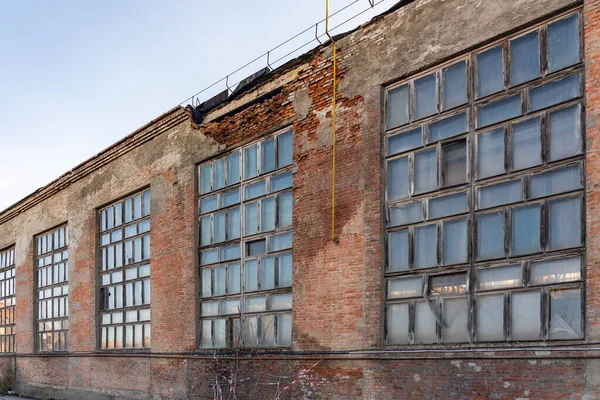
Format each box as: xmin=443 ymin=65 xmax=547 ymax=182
xmin=0 ymin=248 xmax=15 ymax=353
xmin=99 ymin=190 xmax=151 ymax=350
xmin=198 ymin=129 xmax=294 ymax=348
xmin=384 ymin=11 xmax=584 ymax=346
xmin=36 ymin=225 xmax=69 ymax=352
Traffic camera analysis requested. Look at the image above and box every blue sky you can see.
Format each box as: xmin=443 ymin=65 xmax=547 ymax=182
xmin=0 ymin=0 xmax=394 ymax=211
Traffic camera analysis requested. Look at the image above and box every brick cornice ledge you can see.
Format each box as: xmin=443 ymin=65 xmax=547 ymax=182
xmin=0 ymin=106 xmax=189 ymax=226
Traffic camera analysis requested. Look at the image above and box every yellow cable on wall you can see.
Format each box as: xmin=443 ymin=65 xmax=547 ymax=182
xmin=325 ymin=0 xmax=338 ymax=244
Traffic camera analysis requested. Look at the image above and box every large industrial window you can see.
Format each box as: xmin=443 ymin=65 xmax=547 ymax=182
xmin=0 ymin=247 xmax=15 ymax=353
xmin=384 ymin=9 xmax=584 ymax=345
xmin=98 ymin=189 xmax=151 ymax=350
xmin=35 ymin=225 xmax=69 ymax=352
xmin=198 ymin=128 xmax=293 ymax=349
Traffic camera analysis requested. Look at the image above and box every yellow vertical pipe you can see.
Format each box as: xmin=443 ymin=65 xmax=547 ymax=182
xmin=326 ymin=0 xmax=338 ymax=243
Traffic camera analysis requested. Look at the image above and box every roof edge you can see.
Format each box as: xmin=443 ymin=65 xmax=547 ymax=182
xmin=0 ymin=105 xmax=189 ymax=225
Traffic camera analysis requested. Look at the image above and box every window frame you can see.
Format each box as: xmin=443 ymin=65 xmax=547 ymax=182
xmin=0 ymin=246 xmax=16 ymax=353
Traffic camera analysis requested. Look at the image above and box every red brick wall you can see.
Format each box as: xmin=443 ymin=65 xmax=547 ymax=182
xmin=1 ymin=0 xmax=599 ymax=398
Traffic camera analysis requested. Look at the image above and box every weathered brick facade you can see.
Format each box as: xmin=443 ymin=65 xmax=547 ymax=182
xmin=0 ymin=0 xmax=599 ymax=398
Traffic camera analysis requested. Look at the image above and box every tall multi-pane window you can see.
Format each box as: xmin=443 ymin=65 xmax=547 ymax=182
xmin=0 ymin=247 xmax=15 ymax=353
xmin=384 ymin=10 xmax=584 ymax=344
xmin=35 ymin=225 xmax=69 ymax=352
xmin=198 ymin=128 xmax=293 ymax=348
xmin=98 ymin=189 xmax=151 ymax=350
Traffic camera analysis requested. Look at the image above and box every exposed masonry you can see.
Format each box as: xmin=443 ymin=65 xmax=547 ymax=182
xmin=1 ymin=0 xmax=600 ymax=399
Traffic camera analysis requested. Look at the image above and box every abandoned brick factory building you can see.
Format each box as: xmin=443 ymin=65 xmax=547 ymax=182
xmin=1 ymin=0 xmax=599 ymax=398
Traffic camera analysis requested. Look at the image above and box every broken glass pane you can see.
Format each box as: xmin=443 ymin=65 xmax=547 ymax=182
xmin=549 ymin=288 xmax=582 ymax=340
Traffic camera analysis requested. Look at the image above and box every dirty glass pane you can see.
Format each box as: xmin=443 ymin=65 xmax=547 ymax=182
xmin=549 ymin=197 xmax=581 ymax=250
xmin=549 ymin=105 xmax=582 ymax=161
xmin=222 ymin=189 xmax=240 ymax=208
xmin=214 ymin=265 xmax=226 ymax=296
xmin=477 ymin=46 xmax=504 ymax=98
xmin=414 ymin=73 xmax=437 ymax=120
xmin=261 ymin=256 xmax=275 ymax=290
xmin=214 ymin=319 xmax=227 ymax=348
xmin=387 ymin=127 xmax=422 ymax=156
xmin=530 ymin=256 xmax=580 ymax=286
xmin=201 ymin=196 xmax=218 ymax=214
xmin=414 ymin=224 xmax=437 ymax=269
xmin=548 ymin=13 xmax=580 ymax=73
xmin=414 ymin=301 xmax=437 ymax=344
xmin=201 ymin=268 xmax=212 ymax=297
xmin=277 ymin=191 xmax=293 ymax=228
xmin=244 ymin=316 xmax=259 ymax=346
xmin=478 ymin=128 xmax=505 ymax=178
xmin=245 ymin=180 xmax=266 ymax=200
xmin=428 ymin=192 xmax=467 ymax=220
xmin=388 ymin=276 xmax=422 ymax=299
xmin=201 ymin=249 xmax=218 ymax=266
xmin=278 ymin=252 xmax=293 ymax=288
xmin=389 ymin=202 xmax=423 ymax=227
xmin=201 ymin=301 xmax=219 ymax=317
xmin=228 ymin=207 xmax=240 ymax=240
xmin=270 ymin=171 xmax=293 ymax=192
xmin=477 ymin=265 xmax=522 ymax=291
xmin=246 ymin=296 xmax=266 ymax=313
xmin=442 ymin=61 xmax=467 ymax=110
xmin=228 ymin=263 xmax=241 ymax=294
xmin=200 ymin=320 xmax=212 ymax=348
xmin=476 ymin=294 xmax=504 ymax=341
xmin=477 ymin=212 xmax=505 ymax=260
xmin=200 ymin=164 xmax=212 ymax=195
xmin=261 ymin=315 xmax=276 ymax=347
xmin=442 ymin=140 xmax=467 ymax=187
xmin=228 ymin=152 xmax=240 ymax=185
xmin=511 ymin=291 xmax=541 ymax=340
xmin=214 ymin=158 xmax=226 ymax=190
xmin=277 ymin=313 xmax=292 ymax=346
xmin=214 ymin=212 xmax=226 ymax=243
xmin=244 ymin=203 xmax=258 ymax=236
xmin=244 ymin=145 xmax=258 ymax=179
xmin=478 ymin=180 xmax=522 ymax=209
xmin=261 ymin=137 xmax=276 ymax=174
xmin=277 ymin=130 xmax=293 ymax=167
xmin=529 ymin=164 xmax=581 ymax=199
xmin=387 ymin=84 xmax=409 ymax=129
xmin=511 ymin=204 xmax=541 ymax=256
xmin=510 ymin=31 xmax=540 ymax=85
xmin=414 ymin=148 xmax=437 ymax=194
xmin=270 ymin=232 xmax=292 ymax=252
xmin=245 ymin=260 xmax=258 ymax=292
xmin=386 ymin=303 xmax=409 ymax=345
xmin=387 ymin=156 xmax=409 ymax=200
xmin=261 ymin=197 xmax=276 ymax=232
xmin=221 ymin=244 xmax=239 ymax=262
xmin=200 ymin=216 xmax=211 ymax=247
xmin=270 ymin=293 xmax=292 ymax=310
xmin=442 ymin=297 xmax=467 ymax=343
xmin=443 ymin=218 xmax=467 ymax=265
xmin=388 ymin=230 xmax=409 ymax=272
xmin=512 ymin=117 xmax=542 ymax=170
xmin=428 ymin=112 xmax=468 ymax=142
xmin=478 ymin=94 xmax=521 ymax=128
xmin=530 ymin=74 xmax=580 ymax=111
xmin=549 ymin=288 xmax=582 ymax=340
